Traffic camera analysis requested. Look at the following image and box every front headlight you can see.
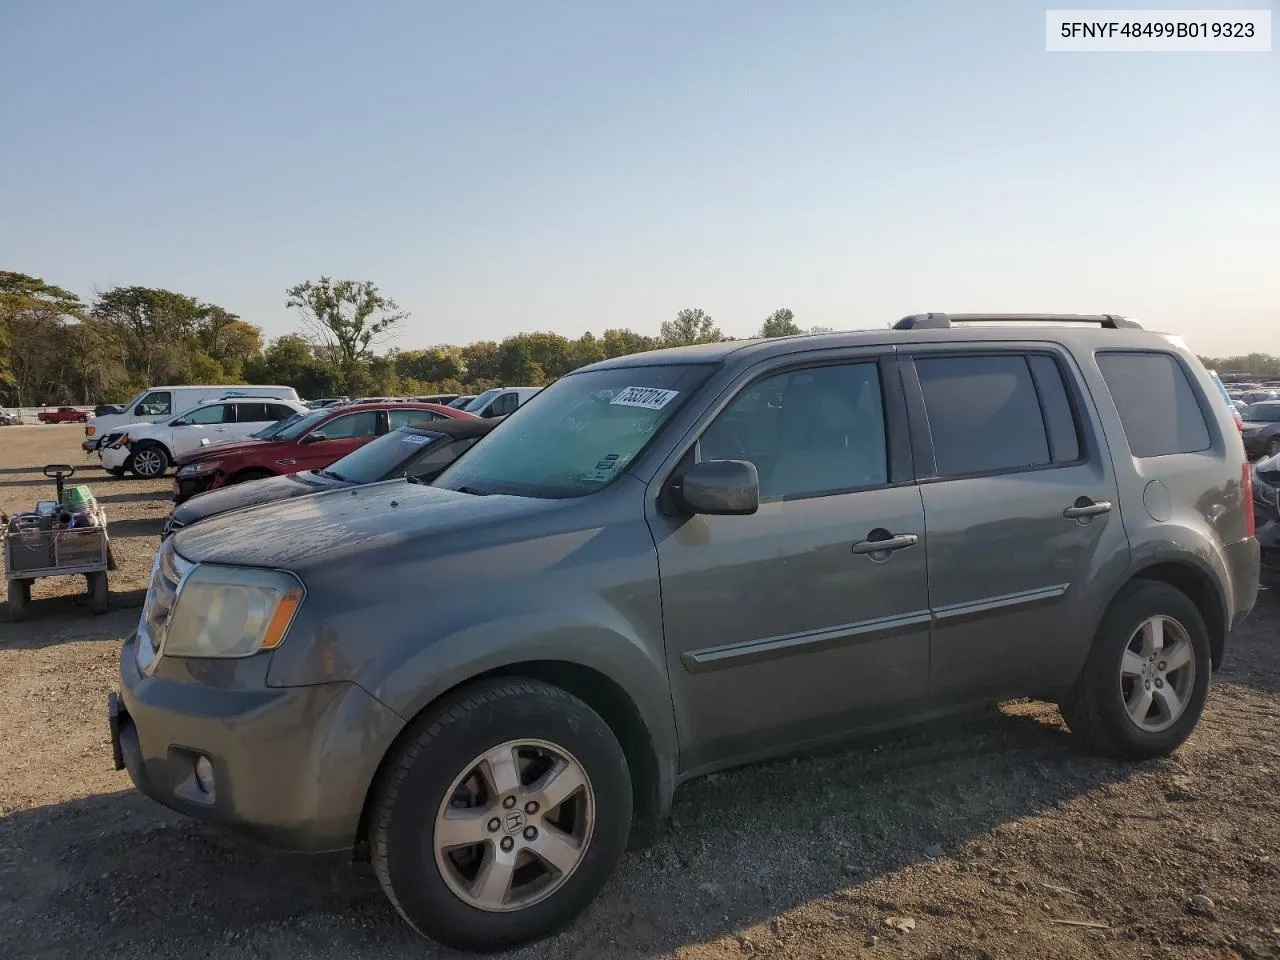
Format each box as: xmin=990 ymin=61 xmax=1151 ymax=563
xmin=164 ymin=565 xmax=303 ymax=658
xmin=178 ymin=460 xmax=222 ymax=477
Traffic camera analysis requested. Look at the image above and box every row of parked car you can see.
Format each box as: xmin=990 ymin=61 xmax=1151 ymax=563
xmin=80 ymin=385 xmax=541 ymax=478
xmin=106 ymin=316 xmax=1271 ymax=952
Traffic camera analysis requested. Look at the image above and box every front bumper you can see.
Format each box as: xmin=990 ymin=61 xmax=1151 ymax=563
xmin=172 ymin=473 xmax=217 ymax=505
xmin=100 ymin=444 xmax=129 ymax=471
xmin=111 ymin=632 xmax=405 ymax=853
xmin=82 ymin=436 xmax=102 ymax=453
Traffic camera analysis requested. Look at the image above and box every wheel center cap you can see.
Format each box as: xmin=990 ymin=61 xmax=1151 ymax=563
xmin=503 ymin=810 xmax=525 ymax=834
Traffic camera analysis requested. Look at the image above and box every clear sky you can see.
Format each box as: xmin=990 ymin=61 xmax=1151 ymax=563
xmin=1 ymin=0 xmax=1275 ymax=355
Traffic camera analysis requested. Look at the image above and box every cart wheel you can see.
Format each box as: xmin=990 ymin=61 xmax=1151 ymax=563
xmin=8 ymin=580 xmax=31 ymax=622
xmin=87 ymin=572 xmax=109 ymax=615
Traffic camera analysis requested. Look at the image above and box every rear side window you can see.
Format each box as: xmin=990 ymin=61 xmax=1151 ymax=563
xmin=916 ymin=355 xmax=1069 ymax=477
xmin=265 ymin=403 xmax=297 ymax=421
xmin=1096 ymin=352 xmax=1211 ymax=457
xmin=388 ymin=408 xmax=442 ymax=429
xmin=233 ymin=402 xmax=271 ymax=423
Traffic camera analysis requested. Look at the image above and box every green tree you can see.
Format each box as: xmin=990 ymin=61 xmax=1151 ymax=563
xmin=285 ymin=277 xmax=407 ymax=389
xmin=759 ymin=307 xmax=800 ymax=338
xmin=461 ymin=340 xmax=502 ymax=384
xmin=0 ymin=272 xmax=87 ymax=404
xmin=90 ymin=285 xmax=207 ymax=384
xmin=660 ymin=308 xmax=723 ymax=347
xmin=600 ymin=328 xmax=655 ymax=358
xmin=497 ymin=337 xmax=544 ymax=385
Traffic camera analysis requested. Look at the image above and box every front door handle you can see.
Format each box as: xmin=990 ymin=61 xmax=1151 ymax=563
xmin=1063 ymin=498 xmax=1113 ymax=520
xmin=851 ymin=532 xmax=919 ymax=555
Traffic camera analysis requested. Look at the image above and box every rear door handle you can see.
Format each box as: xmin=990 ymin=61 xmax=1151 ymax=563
xmin=1063 ymin=498 xmax=1112 ymax=519
xmin=851 ymin=532 xmax=919 ymax=555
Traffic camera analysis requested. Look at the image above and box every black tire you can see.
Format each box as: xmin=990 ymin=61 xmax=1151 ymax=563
xmin=1059 ymin=580 xmax=1211 ymax=760
xmin=371 ymin=679 xmax=632 ymax=952
xmin=87 ymin=572 xmax=109 ymax=614
xmin=127 ymin=443 xmax=169 ymax=479
xmin=7 ymin=580 xmax=31 ymax=622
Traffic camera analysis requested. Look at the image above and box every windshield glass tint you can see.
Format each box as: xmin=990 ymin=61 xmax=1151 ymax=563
xmin=436 ymin=364 xmax=714 ymax=498
xmin=269 ymin=409 xmax=329 ymax=440
xmin=328 ymin=428 xmax=441 ymax=482
xmin=1244 ymin=403 xmax=1280 ymax=422
xmin=462 ymin=388 xmax=502 ymax=414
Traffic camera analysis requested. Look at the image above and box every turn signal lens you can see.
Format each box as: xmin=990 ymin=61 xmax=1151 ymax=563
xmin=261 ymin=588 xmax=303 ymax=650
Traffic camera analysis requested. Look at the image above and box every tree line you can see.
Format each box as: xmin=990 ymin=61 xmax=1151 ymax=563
xmin=0 ymin=272 xmax=831 ymax=406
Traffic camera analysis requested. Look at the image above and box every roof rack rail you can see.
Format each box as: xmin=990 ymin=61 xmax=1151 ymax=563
xmin=894 ymin=313 xmax=1142 ymax=331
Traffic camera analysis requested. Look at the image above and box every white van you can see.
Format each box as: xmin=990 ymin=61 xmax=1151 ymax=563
xmin=457 ymin=386 xmax=542 ymax=418
xmin=82 ymin=384 xmax=300 ymax=452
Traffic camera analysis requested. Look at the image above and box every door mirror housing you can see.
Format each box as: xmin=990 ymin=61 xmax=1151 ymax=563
xmin=302 ymin=431 xmax=327 ymax=444
xmin=171 ymin=418 xmax=188 ymax=427
xmin=677 ymin=459 xmax=759 ymax=516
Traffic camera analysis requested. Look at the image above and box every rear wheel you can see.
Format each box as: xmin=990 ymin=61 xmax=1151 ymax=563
xmin=87 ymin=572 xmax=109 ymax=614
xmin=7 ymin=579 xmax=31 ymax=622
xmin=1059 ymin=580 xmax=1210 ymax=760
xmin=372 ymin=679 xmax=632 ymax=952
xmin=128 ymin=443 xmax=169 ymax=479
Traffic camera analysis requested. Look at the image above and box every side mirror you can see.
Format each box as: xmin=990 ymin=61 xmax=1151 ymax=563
xmin=171 ymin=418 xmax=188 ymax=427
xmin=676 ymin=459 xmax=759 ymax=516
xmin=302 ymin=431 xmax=327 ymax=444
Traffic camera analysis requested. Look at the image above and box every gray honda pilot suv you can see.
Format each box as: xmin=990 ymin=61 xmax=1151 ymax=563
xmin=110 ymin=314 xmax=1260 ymax=952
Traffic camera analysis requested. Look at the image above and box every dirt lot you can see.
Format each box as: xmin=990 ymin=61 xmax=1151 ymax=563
xmin=1 ymin=424 xmax=1278 ymax=960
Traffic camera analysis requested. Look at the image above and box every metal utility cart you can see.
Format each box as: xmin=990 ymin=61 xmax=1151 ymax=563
xmin=4 ymin=464 xmax=115 ymax=621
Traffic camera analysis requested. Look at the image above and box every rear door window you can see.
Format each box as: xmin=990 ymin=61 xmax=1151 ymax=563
xmin=232 ymin=402 xmax=271 ymax=423
xmin=265 ymin=403 xmax=298 ymax=421
xmin=388 ymin=408 xmax=443 ymax=429
xmin=915 ymin=355 xmax=1054 ymax=477
xmin=1096 ymin=352 xmax=1211 ymax=457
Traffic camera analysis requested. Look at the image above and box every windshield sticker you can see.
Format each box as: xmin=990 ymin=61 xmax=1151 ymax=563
xmin=593 ymin=454 xmax=620 ymax=471
xmin=401 ymin=434 xmax=430 ymax=445
xmin=610 ymin=386 xmax=679 ymax=410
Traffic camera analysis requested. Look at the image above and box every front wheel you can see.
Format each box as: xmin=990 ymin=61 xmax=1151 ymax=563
xmin=1059 ymin=580 xmax=1210 ymax=760
xmin=371 ymin=679 xmax=632 ymax=952
xmin=128 ymin=443 xmax=169 ymax=479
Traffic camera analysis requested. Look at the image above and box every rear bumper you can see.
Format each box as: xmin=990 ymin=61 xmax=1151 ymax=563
xmin=1224 ymin=536 xmax=1261 ymax=625
xmin=112 ymin=633 xmax=405 ymax=853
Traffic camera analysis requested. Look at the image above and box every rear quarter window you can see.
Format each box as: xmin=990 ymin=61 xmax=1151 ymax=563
xmin=1096 ymin=352 xmax=1212 ymax=458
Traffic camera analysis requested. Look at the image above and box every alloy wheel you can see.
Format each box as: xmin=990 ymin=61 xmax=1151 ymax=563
xmin=1119 ymin=615 xmax=1196 ymax=733
xmin=133 ymin=448 xmax=164 ymax=478
xmin=433 ymin=738 xmax=595 ymax=913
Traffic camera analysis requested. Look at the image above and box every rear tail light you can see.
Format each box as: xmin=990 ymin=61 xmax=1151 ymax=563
xmin=1242 ymin=461 xmax=1255 ymax=538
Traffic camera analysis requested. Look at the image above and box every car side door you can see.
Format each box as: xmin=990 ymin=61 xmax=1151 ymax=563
xmin=648 ymin=352 xmax=931 ymax=774
xmin=169 ymin=402 xmax=233 ymax=458
xmin=294 ymin=409 xmax=381 ymax=470
xmin=900 ymin=347 xmax=1127 ymax=705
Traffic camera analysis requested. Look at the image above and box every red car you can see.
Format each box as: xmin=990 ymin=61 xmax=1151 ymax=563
xmin=171 ymin=402 xmax=474 ymax=503
xmin=38 ymin=406 xmax=90 ymax=423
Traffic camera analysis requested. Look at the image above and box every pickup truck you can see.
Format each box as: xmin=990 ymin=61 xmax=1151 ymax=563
xmin=38 ymin=407 xmax=90 ymax=424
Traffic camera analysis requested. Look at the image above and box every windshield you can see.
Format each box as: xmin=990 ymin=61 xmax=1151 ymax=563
xmin=436 ymin=364 xmax=714 ymax=498
xmin=271 ymin=409 xmax=331 ymax=440
xmin=325 ymin=427 xmax=443 ymax=483
xmin=462 ymin=388 xmax=502 ymax=414
xmin=1243 ymin=403 xmax=1280 ymax=423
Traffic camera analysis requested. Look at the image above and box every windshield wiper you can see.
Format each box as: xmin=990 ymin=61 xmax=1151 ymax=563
xmin=319 ymin=469 xmax=346 ymax=482
xmin=455 ymin=485 xmax=488 ymax=496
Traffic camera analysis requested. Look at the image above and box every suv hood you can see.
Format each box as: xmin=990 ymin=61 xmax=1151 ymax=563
xmin=171 ymin=471 xmax=335 ymax=527
xmin=170 ymin=480 xmax=566 ymax=571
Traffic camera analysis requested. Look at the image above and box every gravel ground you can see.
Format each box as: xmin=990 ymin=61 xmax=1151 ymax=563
xmin=1 ymin=424 xmax=1278 ymax=960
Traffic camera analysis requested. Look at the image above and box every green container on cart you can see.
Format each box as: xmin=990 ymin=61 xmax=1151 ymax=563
xmin=60 ymin=485 xmax=96 ymax=510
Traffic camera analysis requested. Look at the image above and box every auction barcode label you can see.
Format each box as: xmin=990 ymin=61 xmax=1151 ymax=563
xmin=1046 ymin=10 xmax=1271 ymax=51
